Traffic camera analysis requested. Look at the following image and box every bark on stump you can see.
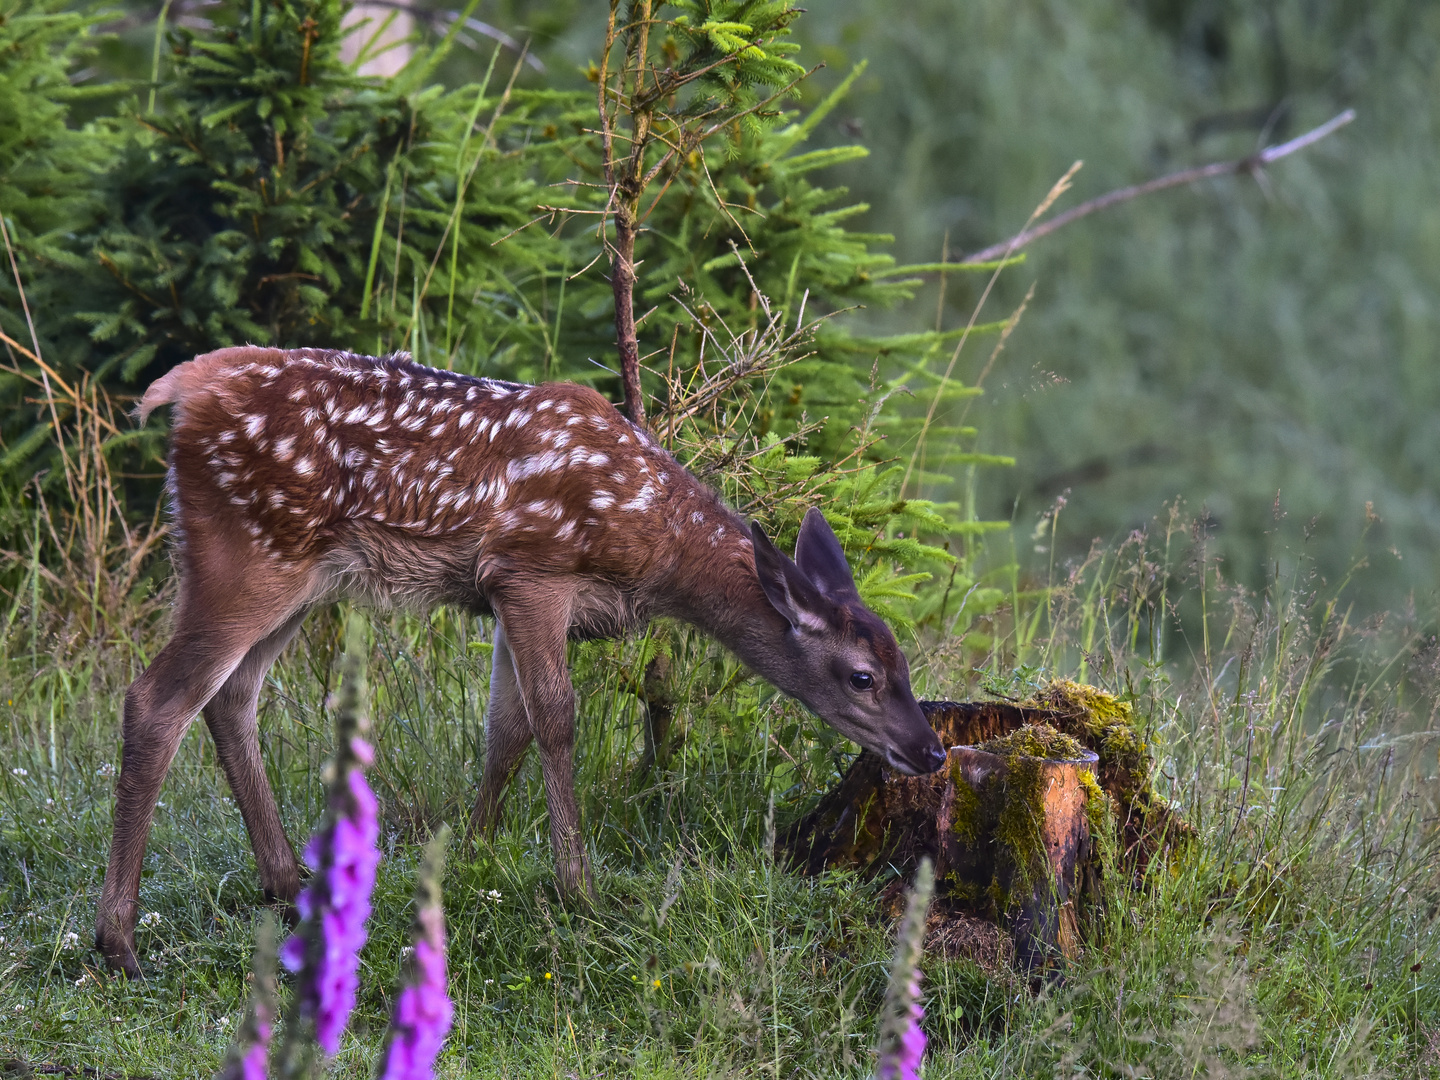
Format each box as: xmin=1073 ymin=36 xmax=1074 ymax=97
xmin=780 ymin=687 xmax=1192 ymax=973
xmin=942 ymin=745 xmax=1098 ymax=971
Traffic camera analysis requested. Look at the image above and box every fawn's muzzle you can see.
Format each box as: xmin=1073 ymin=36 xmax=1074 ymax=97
xmin=884 ymin=733 xmax=948 ymax=776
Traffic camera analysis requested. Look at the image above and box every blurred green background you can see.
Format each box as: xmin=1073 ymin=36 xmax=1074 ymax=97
xmin=61 ymin=0 xmax=1440 ymax=613
xmin=790 ymin=0 xmax=1440 ymax=617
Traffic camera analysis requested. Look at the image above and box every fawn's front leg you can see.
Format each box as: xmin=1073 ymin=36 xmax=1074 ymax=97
xmin=492 ymin=584 xmax=593 ymax=898
xmin=467 ymin=622 xmax=534 ymax=842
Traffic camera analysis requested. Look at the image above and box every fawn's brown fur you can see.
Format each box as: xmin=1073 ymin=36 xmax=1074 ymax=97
xmin=96 ymin=346 xmax=946 ymax=975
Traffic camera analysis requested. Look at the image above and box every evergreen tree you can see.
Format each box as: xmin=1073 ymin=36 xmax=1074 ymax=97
xmin=0 ymin=0 xmax=1014 ymax=637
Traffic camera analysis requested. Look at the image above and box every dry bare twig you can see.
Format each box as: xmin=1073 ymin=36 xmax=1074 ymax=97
xmin=955 ymin=109 xmax=1356 ymax=267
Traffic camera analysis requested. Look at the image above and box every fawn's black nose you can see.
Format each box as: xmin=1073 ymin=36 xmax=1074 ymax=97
xmin=885 ymin=732 xmax=949 ymax=775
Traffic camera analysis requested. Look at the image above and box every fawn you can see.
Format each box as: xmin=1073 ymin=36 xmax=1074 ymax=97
xmin=96 ymin=346 xmax=946 ymax=974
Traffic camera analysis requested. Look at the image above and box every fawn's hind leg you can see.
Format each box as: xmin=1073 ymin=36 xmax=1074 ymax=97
xmin=202 ymin=611 xmax=309 ymax=914
xmin=96 ymin=563 xmax=315 ymax=975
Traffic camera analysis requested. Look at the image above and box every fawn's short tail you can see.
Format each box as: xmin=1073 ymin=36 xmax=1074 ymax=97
xmin=135 ymin=366 xmax=185 ymax=424
xmin=135 ymin=345 xmax=282 ymax=423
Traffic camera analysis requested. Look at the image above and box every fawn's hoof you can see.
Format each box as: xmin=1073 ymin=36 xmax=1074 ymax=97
xmin=95 ymin=918 xmax=141 ymax=979
xmin=265 ymin=891 xmax=301 ymax=929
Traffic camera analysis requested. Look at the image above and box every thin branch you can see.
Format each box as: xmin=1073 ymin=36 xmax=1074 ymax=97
xmin=956 ymin=109 xmax=1356 ymax=266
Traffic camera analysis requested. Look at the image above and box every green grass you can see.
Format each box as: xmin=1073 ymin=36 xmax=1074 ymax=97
xmin=1 ymin=540 xmax=1437 ymax=1078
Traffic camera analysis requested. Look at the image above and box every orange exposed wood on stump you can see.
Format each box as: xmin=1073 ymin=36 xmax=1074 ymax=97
xmin=781 ymin=691 xmax=1194 ymax=972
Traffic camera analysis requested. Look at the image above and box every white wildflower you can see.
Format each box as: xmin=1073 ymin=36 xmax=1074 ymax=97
xmin=486 ymin=889 xmax=502 ymax=902
xmin=10 ymin=768 xmax=26 ymax=777
xmin=61 ymin=931 xmax=80 ymax=951
xmin=138 ymin=911 xmax=161 ymax=928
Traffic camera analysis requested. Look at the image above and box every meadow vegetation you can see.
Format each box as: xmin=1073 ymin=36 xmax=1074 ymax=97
xmin=1 ymin=480 xmax=1436 ymax=1077
xmin=0 ymin=1 xmax=1437 ymax=1077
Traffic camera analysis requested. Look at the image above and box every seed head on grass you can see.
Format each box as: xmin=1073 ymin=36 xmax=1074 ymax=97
xmin=278 ymin=620 xmax=381 ymax=1063
xmin=377 ymin=827 xmax=454 ymax=1080
xmin=876 ymin=858 xmax=934 ymax=1080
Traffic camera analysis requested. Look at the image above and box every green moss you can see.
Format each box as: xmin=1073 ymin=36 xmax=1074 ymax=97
xmin=1036 ymin=680 xmax=1147 ymax=774
xmin=949 ymin=721 xmax=1115 ymax=913
xmin=992 ymin=753 xmax=1048 ymax=896
xmin=942 ymin=875 xmax=987 ymax=906
xmin=1018 ymin=679 xmax=1194 ymax=872
xmin=977 ymin=722 xmax=1088 ymax=761
xmin=1077 ymin=765 xmax=1116 ymax=865
xmin=974 ymin=724 xmax=1090 ymax=898
xmin=948 ymin=756 xmax=984 ymax=845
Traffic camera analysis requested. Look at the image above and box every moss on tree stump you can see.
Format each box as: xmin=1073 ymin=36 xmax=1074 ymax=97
xmin=780 ymin=682 xmax=1192 ymax=969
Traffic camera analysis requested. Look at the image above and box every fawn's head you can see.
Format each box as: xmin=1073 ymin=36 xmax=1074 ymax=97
xmin=750 ymin=509 xmax=946 ymax=775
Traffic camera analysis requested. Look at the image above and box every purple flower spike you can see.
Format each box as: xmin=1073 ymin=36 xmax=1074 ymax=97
xmin=240 ymin=1025 xmax=270 ymax=1080
xmin=378 ymin=831 xmax=454 ymax=1080
xmin=217 ymin=913 xmax=278 ymax=1080
xmin=878 ymin=998 xmax=926 ymax=1080
xmin=281 ymin=742 xmax=381 ymax=1055
xmin=278 ymin=626 xmax=381 ymax=1061
xmin=875 ymin=859 xmax=934 ymax=1080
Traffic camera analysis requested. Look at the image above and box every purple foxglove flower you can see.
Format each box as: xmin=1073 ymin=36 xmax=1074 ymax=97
xmin=280 ymin=742 xmax=381 ymax=1055
xmin=877 ymin=997 xmax=926 ymax=1080
xmin=378 ymin=830 xmax=454 ymax=1080
xmin=241 ymin=1025 xmax=270 ymax=1080
xmin=279 ymin=630 xmax=381 ymax=1061
xmin=875 ymin=859 xmax=933 ymax=1080
xmin=217 ymin=913 xmax=278 ymax=1080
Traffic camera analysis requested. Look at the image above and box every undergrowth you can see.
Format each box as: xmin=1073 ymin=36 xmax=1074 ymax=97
xmin=0 ymin=6 xmax=1435 ymax=1077
xmin=0 ymin=485 xmax=1436 ymax=1077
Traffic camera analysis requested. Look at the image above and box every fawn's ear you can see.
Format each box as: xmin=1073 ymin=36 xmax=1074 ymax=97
xmin=793 ymin=508 xmax=859 ymax=602
xmin=751 ymin=520 xmax=831 ymax=634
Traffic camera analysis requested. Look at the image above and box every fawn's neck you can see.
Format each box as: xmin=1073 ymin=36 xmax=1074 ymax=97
xmin=659 ymin=522 xmax=796 ymax=675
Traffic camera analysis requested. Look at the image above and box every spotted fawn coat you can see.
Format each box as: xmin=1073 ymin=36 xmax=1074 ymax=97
xmin=96 ymin=346 xmax=946 ymax=975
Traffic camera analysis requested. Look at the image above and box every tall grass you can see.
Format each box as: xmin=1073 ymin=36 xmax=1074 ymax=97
xmin=0 ymin=356 xmax=1435 ymax=1078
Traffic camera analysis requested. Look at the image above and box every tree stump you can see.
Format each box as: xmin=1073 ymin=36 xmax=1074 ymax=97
xmin=940 ymin=744 xmax=1098 ymax=970
xmin=780 ymin=683 xmax=1192 ymax=971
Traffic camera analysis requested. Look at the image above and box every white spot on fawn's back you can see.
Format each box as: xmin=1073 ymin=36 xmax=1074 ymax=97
xmin=620 ymin=484 xmax=656 ymax=512
xmin=507 ymin=450 xmax=566 ymax=482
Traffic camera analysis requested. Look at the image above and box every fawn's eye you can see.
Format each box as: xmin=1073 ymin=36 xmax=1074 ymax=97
xmin=849 ymin=671 xmax=874 ymax=691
